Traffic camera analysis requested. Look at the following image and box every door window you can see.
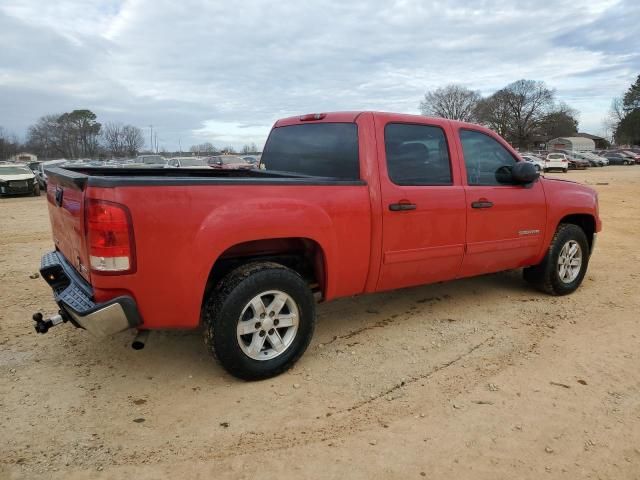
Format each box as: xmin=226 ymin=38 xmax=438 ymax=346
xmin=384 ymin=123 xmax=452 ymax=185
xmin=460 ymin=129 xmax=517 ymax=186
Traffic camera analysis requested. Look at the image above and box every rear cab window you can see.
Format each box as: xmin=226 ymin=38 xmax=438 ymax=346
xmin=260 ymin=123 xmax=360 ymax=179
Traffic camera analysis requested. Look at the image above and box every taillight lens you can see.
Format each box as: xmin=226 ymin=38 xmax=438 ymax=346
xmin=86 ymin=200 xmax=135 ymax=273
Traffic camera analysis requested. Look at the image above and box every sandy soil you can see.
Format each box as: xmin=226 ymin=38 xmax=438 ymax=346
xmin=1 ymin=167 xmax=639 ymax=480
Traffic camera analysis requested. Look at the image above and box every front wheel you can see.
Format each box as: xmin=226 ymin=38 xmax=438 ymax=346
xmin=33 ymin=184 xmax=40 ymax=196
xmin=203 ymin=262 xmax=316 ymax=380
xmin=523 ymin=224 xmax=590 ymax=295
xmin=563 ymin=168 xmax=568 ymax=173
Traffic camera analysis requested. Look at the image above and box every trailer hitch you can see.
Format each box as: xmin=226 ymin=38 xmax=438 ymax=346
xmin=32 ymin=312 xmax=66 ymax=334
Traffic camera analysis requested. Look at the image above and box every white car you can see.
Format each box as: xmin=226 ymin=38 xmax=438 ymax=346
xmin=520 ymin=154 xmax=545 ymax=172
xmin=37 ymin=159 xmax=69 ymax=189
xmin=166 ymin=157 xmax=209 ymax=168
xmin=545 ymin=153 xmax=569 ymax=173
xmin=0 ymin=164 xmax=40 ymax=196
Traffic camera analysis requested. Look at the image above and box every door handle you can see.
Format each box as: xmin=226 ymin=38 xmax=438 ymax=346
xmin=389 ymin=202 xmax=416 ymax=211
xmin=471 ymin=200 xmax=493 ymax=209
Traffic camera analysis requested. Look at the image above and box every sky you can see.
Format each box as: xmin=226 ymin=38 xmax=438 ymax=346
xmin=1 ymin=0 xmax=638 ymax=151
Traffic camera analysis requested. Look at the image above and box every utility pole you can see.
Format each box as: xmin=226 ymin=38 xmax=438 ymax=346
xmin=149 ymin=125 xmax=153 ymax=153
xmin=154 ymin=133 xmax=158 ymax=154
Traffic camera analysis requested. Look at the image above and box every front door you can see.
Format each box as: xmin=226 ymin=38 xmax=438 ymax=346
xmin=375 ymin=118 xmax=466 ymax=291
xmin=455 ymin=128 xmax=546 ymax=277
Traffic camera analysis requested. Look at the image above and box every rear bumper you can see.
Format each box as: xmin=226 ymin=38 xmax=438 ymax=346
xmin=40 ymin=251 xmax=142 ymax=337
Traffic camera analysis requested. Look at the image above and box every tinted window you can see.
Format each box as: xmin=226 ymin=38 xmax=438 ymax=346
xmin=460 ymin=130 xmax=517 ymax=186
xmin=384 ymin=123 xmax=452 ymax=185
xmin=261 ymin=123 xmax=359 ymax=179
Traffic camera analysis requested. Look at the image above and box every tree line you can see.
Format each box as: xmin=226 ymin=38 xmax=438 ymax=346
xmin=607 ymin=75 xmax=640 ymax=145
xmin=188 ymin=142 xmax=259 ymax=156
xmin=419 ymin=79 xmax=581 ymax=149
xmin=0 ymin=109 xmax=145 ymax=160
xmin=1 ymin=108 xmax=261 ymax=160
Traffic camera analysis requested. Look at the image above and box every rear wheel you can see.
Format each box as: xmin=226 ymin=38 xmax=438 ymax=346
xmin=523 ymin=224 xmax=589 ymax=296
xmin=33 ymin=184 xmax=40 ymax=196
xmin=203 ymin=262 xmax=316 ymax=380
xmin=563 ymin=168 xmax=568 ymax=173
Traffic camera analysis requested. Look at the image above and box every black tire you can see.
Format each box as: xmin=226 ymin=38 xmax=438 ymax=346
xmin=563 ymin=168 xmax=568 ymax=173
xmin=523 ymin=224 xmax=590 ymax=296
xmin=203 ymin=262 xmax=316 ymax=380
xmin=33 ymin=184 xmax=40 ymax=196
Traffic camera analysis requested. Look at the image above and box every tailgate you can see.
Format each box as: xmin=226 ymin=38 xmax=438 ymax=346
xmin=45 ymin=167 xmax=91 ymax=282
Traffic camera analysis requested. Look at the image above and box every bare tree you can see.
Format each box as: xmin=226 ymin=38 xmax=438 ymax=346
xmin=475 ymin=90 xmax=514 ymax=138
xmin=102 ymin=123 xmax=145 ymax=157
xmin=122 ymin=125 xmax=145 ymax=157
xmin=26 ymin=114 xmax=64 ymax=159
xmin=419 ymin=85 xmax=481 ymax=122
xmin=241 ymin=143 xmax=258 ymax=154
xmin=476 ymin=80 xmax=555 ymax=148
xmin=222 ymin=145 xmax=237 ymax=154
xmin=0 ymin=126 xmax=22 ymax=160
xmin=189 ymin=142 xmax=216 ymax=155
xmin=102 ymin=123 xmax=126 ymax=157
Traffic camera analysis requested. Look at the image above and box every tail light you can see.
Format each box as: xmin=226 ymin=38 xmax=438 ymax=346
xmin=299 ymin=113 xmax=326 ymax=121
xmin=85 ymin=199 xmax=135 ymax=273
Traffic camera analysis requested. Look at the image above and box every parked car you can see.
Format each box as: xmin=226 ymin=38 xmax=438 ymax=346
xmin=36 ymin=160 xmax=68 ymax=190
xmin=565 ymin=151 xmax=606 ymax=167
xmin=27 ymin=161 xmax=42 ymax=173
xmin=520 ymin=153 xmax=545 ymax=171
xmin=553 ymin=151 xmax=589 ymax=170
xmin=603 ymin=153 xmax=634 ymax=165
xmin=620 ymin=150 xmax=640 ymax=164
xmin=545 ymin=153 xmax=569 ymax=172
xmin=0 ymin=164 xmax=40 ymax=196
xmin=206 ymin=155 xmax=254 ymax=170
xmin=242 ymin=155 xmax=261 ymax=166
xmin=35 ymin=111 xmax=601 ymax=380
xmin=135 ymin=155 xmax=167 ymax=167
xmin=166 ymin=157 xmax=209 ymax=168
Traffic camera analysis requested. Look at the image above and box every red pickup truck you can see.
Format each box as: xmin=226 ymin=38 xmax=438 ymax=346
xmin=36 ymin=112 xmax=601 ymax=380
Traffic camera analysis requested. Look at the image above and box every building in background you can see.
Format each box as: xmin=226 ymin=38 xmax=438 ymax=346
xmin=547 ymin=137 xmax=596 ymax=152
xmin=9 ymin=152 xmax=38 ymax=163
xmin=576 ymin=133 xmax=609 ymax=149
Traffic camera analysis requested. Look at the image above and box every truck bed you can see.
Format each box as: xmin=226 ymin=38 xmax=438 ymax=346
xmin=46 ymin=166 xmax=366 ymax=189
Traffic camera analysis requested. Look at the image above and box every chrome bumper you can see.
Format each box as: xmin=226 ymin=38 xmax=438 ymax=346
xmin=39 ymin=251 xmax=142 ymax=337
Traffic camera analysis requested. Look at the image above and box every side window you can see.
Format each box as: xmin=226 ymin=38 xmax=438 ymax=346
xmin=460 ymin=129 xmax=517 ymax=186
xmin=384 ymin=123 xmax=452 ymax=185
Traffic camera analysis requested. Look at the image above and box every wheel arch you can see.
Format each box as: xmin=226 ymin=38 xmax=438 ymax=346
xmin=558 ymin=213 xmax=596 ymax=250
xmin=200 ymin=237 xmax=327 ymax=321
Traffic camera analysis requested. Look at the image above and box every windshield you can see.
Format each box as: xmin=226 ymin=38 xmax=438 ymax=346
xmin=0 ymin=166 xmax=32 ymax=175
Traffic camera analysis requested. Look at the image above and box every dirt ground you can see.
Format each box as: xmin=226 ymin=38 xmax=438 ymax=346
xmin=1 ymin=167 xmax=639 ymax=480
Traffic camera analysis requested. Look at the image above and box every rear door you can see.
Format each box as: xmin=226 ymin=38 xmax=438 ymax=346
xmin=45 ymin=171 xmax=91 ymax=282
xmin=375 ymin=116 xmax=466 ymax=291
xmin=454 ymin=128 xmax=546 ymax=277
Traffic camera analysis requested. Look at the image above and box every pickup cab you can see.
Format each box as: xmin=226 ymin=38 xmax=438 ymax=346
xmin=37 ymin=112 xmax=601 ymax=380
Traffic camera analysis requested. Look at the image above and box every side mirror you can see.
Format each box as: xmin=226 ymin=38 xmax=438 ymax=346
xmin=511 ymin=161 xmax=540 ymax=185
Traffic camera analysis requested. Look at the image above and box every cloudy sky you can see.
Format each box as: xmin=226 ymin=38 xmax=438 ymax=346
xmin=1 ymin=0 xmax=638 ymax=150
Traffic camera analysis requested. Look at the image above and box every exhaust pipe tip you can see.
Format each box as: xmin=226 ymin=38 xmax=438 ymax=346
xmin=132 ymin=330 xmax=150 ymax=350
